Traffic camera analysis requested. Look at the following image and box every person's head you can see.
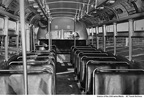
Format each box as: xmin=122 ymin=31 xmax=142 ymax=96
xmin=38 ymin=19 xmax=48 ymax=29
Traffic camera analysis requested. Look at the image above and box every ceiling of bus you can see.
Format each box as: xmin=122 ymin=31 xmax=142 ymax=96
xmin=45 ymin=0 xmax=92 ymax=18
xmin=29 ymin=0 xmax=108 ymax=19
xmin=0 ymin=0 xmax=108 ymax=19
xmin=0 ymin=0 xmax=144 ymax=27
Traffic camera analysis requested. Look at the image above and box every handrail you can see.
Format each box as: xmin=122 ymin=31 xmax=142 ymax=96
xmin=0 ymin=69 xmax=53 ymax=74
xmin=89 ymin=60 xmax=129 ymax=65
xmin=81 ymin=52 xmax=108 ymax=55
xmin=17 ymin=55 xmax=49 ymax=59
xmin=9 ymin=60 xmax=50 ymax=65
xmin=84 ymin=56 xmax=116 ymax=59
xmin=79 ymin=51 xmax=102 ymax=53
xmin=95 ymin=68 xmax=144 ymax=72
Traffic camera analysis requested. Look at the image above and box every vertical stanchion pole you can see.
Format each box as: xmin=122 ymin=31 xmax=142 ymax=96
xmin=87 ymin=28 xmax=89 ymax=45
xmin=48 ymin=20 xmax=51 ymax=51
xmin=103 ymin=24 xmax=106 ymax=52
xmin=26 ymin=24 xmax=30 ymax=51
xmin=74 ymin=19 xmax=76 ymax=47
xmin=4 ymin=17 xmax=8 ymax=61
xmin=113 ymin=22 xmax=117 ymax=55
xmin=74 ymin=32 xmax=76 ymax=47
xmin=129 ymin=19 xmax=133 ymax=61
xmin=62 ymin=29 xmax=64 ymax=39
xmin=16 ymin=21 xmax=19 ymax=54
xmin=92 ymin=28 xmax=94 ymax=45
xmin=96 ymin=26 xmax=99 ymax=49
xmin=20 ymin=0 xmax=28 ymax=95
xmin=88 ymin=28 xmax=90 ymax=44
xmin=50 ymin=21 xmax=52 ymax=50
xmin=29 ymin=25 xmax=33 ymax=51
xmin=33 ymin=26 xmax=36 ymax=51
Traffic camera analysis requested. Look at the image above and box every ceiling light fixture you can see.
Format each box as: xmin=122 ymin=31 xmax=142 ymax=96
xmin=97 ymin=7 xmax=104 ymax=10
xmin=106 ymin=0 xmax=115 ymax=4
xmin=37 ymin=9 xmax=41 ymax=12
xmin=33 ymin=3 xmax=39 ymax=8
xmin=28 ymin=0 xmax=35 ymax=3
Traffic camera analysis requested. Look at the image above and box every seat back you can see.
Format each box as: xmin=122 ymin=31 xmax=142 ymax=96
xmin=85 ymin=60 xmax=130 ymax=94
xmin=0 ymin=69 xmax=55 ymax=95
xmin=74 ymin=52 xmax=110 ymax=74
xmin=80 ymin=56 xmax=116 ymax=84
xmin=93 ymin=69 xmax=144 ymax=95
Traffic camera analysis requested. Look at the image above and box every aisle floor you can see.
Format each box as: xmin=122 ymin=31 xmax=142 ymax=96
xmin=55 ymin=62 xmax=81 ymax=95
xmin=56 ymin=72 xmax=81 ymax=95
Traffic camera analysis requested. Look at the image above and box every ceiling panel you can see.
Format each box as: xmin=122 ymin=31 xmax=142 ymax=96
xmin=45 ymin=0 xmax=90 ymax=18
xmin=50 ymin=12 xmax=76 ymax=15
xmin=45 ymin=0 xmax=89 ymax=4
xmin=27 ymin=0 xmax=108 ymax=19
xmin=48 ymin=3 xmax=80 ymax=10
xmin=51 ymin=14 xmax=75 ymax=18
xmin=50 ymin=9 xmax=77 ymax=13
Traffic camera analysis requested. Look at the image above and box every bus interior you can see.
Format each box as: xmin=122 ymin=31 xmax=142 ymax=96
xmin=0 ymin=0 xmax=144 ymax=95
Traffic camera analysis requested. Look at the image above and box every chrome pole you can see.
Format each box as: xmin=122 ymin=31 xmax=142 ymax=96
xmin=48 ymin=20 xmax=51 ymax=51
xmin=103 ymin=24 xmax=106 ymax=52
xmin=4 ymin=17 xmax=8 ymax=61
xmin=26 ymin=24 xmax=30 ymax=51
xmin=20 ymin=0 xmax=28 ymax=95
xmin=87 ymin=28 xmax=90 ymax=44
xmin=87 ymin=0 xmax=91 ymax=13
xmin=33 ymin=26 xmax=36 ymax=51
xmin=96 ymin=26 xmax=99 ymax=49
xmin=91 ymin=28 xmax=94 ymax=45
xmin=74 ymin=32 xmax=76 ymax=47
xmin=128 ymin=19 xmax=134 ymax=61
xmin=16 ymin=21 xmax=19 ymax=54
xmin=50 ymin=21 xmax=52 ymax=51
xmin=74 ymin=19 xmax=76 ymax=47
xmin=113 ymin=22 xmax=117 ymax=55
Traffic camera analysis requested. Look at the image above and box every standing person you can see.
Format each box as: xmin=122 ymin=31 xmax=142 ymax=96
xmin=37 ymin=19 xmax=48 ymax=45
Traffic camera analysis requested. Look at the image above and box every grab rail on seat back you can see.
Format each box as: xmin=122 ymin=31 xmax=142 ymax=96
xmin=79 ymin=56 xmax=117 ymax=90
xmin=85 ymin=60 xmax=130 ymax=94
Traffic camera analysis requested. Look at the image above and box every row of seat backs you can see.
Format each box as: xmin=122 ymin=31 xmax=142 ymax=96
xmin=0 ymin=51 xmax=56 ymax=94
xmin=71 ymin=45 xmax=134 ymax=94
